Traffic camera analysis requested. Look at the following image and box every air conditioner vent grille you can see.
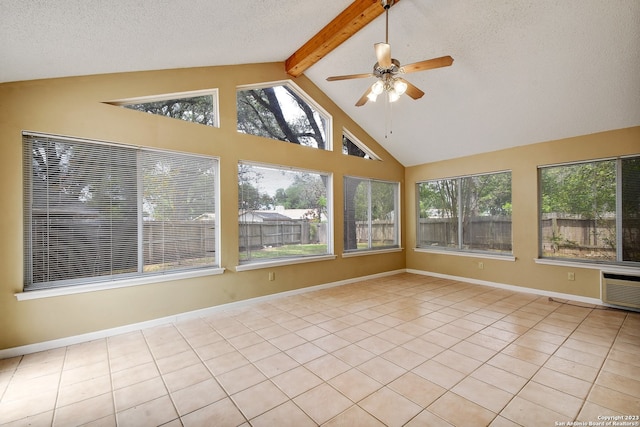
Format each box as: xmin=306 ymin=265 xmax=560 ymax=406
xmin=602 ymin=272 xmax=640 ymax=309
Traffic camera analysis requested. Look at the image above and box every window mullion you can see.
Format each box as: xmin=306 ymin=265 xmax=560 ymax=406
xmin=367 ymin=181 xmax=373 ymax=249
xmin=457 ymin=178 xmax=463 ymax=249
xmin=137 ymin=151 xmax=144 ymax=274
xmin=616 ymin=158 xmax=623 ymax=262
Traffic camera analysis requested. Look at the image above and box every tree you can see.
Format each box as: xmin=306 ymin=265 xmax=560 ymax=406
xmin=237 ymin=86 xmax=327 ymax=149
xmin=124 ymin=95 xmax=215 ymax=126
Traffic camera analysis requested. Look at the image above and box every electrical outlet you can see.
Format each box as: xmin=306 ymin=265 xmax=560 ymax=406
xmin=478 ymin=262 xmax=484 ymax=270
xmin=268 ymin=272 xmax=275 ymax=281
xmin=567 ymin=272 xmax=575 ymax=281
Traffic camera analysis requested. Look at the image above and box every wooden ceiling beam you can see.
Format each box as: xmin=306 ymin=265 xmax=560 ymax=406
xmin=285 ymin=0 xmax=399 ymax=78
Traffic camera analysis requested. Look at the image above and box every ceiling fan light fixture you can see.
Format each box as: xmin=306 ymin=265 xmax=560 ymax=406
xmin=387 ymin=89 xmax=401 ymax=103
xmin=367 ymin=91 xmax=379 ymax=102
xmin=393 ymin=79 xmax=407 ymax=95
xmin=371 ymin=80 xmax=385 ymax=95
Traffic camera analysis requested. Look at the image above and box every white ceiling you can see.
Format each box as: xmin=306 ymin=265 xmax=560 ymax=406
xmin=2 ymin=0 xmax=639 ymax=166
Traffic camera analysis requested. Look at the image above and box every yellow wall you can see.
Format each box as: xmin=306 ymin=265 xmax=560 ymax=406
xmin=0 ymin=63 xmax=406 ymax=350
xmin=406 ymin=127 xmax=640 ymax=299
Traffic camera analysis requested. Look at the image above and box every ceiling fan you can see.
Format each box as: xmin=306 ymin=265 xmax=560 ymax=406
xmin=326 ymin=0 xmax=453 ymax=106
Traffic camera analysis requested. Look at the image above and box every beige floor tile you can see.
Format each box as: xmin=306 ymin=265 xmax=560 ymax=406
xmin=232 ymin=380 xmax=289 ymax=420
xmin=405 ymin=409 xmax=455 ymax=427
xmin=162 ymin=362 xmax=212 ymax=393
xmin=487 ymin=353 xmax=539 ymax=379
xmin=502 ymin=343 xmax=550 ymax=365
xmin=402 ymin=337 xmax=447 ymax=358
xmin=323 ymin=404 xmax=385 ymax=427
xmin=272 ymin=365 xmax=323 ymax=398
xmin=451 ymin=340 xmax=497 ymax=362
xmin=500 ymin=395 xmax=565 ymax=426
xmin=171 ymin=378 xmax=226 ymax=416
xmin=608 ymin=347 xmax=640 ymax=368
xmin=116 ymin=395 xmax=178 ymax=427
xmin=433 ymin=349 xmax=483 ymax=375
xmin=181 ymin=397 xmax=246 ymax=427
xmin=53 ymin=392 xmax=114 ymax=427
xmin=421 ymin=330 xmax=462 ymax=348
xmin=532 ymin=366 xmax=592 ymax=399
xmin=216 ymin=363 xmax=267 ymax=395
xmin=56 ymin=374 xmax=112 ymax=408
xmin=204 ymin=350 xmax=249 ymax=376
xmin=412 ymin=359 xmax=466 ymax=389
xmin=296 ymin=325 xmax=331 ymax=341
xmin=251 ymin=401 xmax=316 ymax=427
xmin=381 ymin=346 xmax=427 ymax=370
xmin=428 ymin=391 xmax=496 ymax=427
xmin=0 ymin=389 xmax=58 ymax=425
xmin=596 ymin=370 xmax=640 ymax=398
xmin=357 ymin=356 xmax=405 ymax=385
xmin=253 ymin=352 xmax=299 ymax=378
xmin=359 ymin=386 xmax=423 ymax=427
xmin=312 ymin=333 xmax=351 ymax=352
xmin=388 ymin=372 xmax=446 ymax=407
xmin=602 ymin=358 xmax=640 ymax=382
xmin=228 ymin=331 xmax=266 ymax=349
xmin=452 ymin=376 xmax=513 ymax=413
xmin=286 ymin=342 xmax=327 ymax=364
xmin=293 ymin=383 xmax=352 ymax=425
xmin=238 ymin=340 xmax=280 ymax=363
xmin=304 ymin=353 xmax=351 ymax=381
xmin=356 ymin=335 xmax=397 ymax=355
xmin=471 ymin=364 xmax=528 ymax=394
xmin=194 ymin=339 xmax=235 ymax=360
xmin=577 ymin=401 xmax=624 ymax=422
xmin=113 ymin=376 xmax=167 ymax=412
xmin=543 ymin=354 xmax=599 ymax=382
xmin=155 ymin=349 xmax=201 ymax=375
xmin=466 ymin=332 xmax=510 ymax=352
xmin=488 ymin=415 xmax=522 ymax=427
xmin=589 ymin=384 xmax=639 ymax=418
xmin=332 ymin=343 xmax=376 ymax=367
xmin=329 ymin=368 xmax=382 ymax=402
xmin=554 ymin=346 xmax=607 ymax=369
xmin=518 ymin=381 xmax=583 ymax=418
xmin=1 ymin=410 xmax=55 ymax=427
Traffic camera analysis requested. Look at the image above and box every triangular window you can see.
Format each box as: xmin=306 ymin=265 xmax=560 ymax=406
xmin=108 ymin=90 xmax=219 ymax=127
xmin=342 ymin=129 xmax=380 ymax=160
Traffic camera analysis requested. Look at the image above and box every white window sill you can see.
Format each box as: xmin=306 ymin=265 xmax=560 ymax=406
xmin=235 ymin=255 xmax=337 ymax=272
xmin=342 ymin=247 xmax=403 ymax=258
xmin=413 ymin=247 xmax=516 ymax=262
xmin=15 ymin=268 xmax=225 ymax=301
xmin=534 ymin=258 xmax=640 ymax=274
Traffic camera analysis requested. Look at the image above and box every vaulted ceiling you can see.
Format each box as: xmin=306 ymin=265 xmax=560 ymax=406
xmin=1 ymin=0 xmax=638 ymax=166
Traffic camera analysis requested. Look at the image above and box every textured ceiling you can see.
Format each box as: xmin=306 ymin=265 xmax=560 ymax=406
xmin=2 ymin=0 xmax=639 ymax=166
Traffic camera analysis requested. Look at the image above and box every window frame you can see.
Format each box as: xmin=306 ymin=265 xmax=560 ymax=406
xmin=343 ymin=176 xmax=400 ymax=254
xmin=236 ymin=161 xmax=334 ymax=270
xmin=537 ymin=155 xmax=640 ymax=267
xmin=415 ymin=170 xmax=513 ymax=257
xmin=236 ymin=80 xmax=333 ymax=151
xmin=22 ymin=132 xmax=222 ymax=294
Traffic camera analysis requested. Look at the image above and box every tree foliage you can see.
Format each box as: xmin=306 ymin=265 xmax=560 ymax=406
xmin=124 ymin=95 xmax=215 ymax=126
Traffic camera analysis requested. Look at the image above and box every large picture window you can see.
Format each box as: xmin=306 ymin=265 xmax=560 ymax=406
xmin=417 ymin=171 xmax=512 ymax=254
xmin=236 ymin=82 xmax=330 ymax=150
xmin=23 ymin=133 xmax=218 ymax=290
xmin=539 ymin=156 xmax=639 ymax=264
xmin=344 ymin=177 xmax=399 ymax=252
xmin=238 ymin=163 xmax=331 ymax=263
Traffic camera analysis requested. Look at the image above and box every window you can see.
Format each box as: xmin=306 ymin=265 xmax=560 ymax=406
xmin=344 ymin=177 xmax=399 ymax=252
xmin=237 ymin=82 xmax=330 ymax=149
xmin=238 ymin=163 xmax=331 ymax=263
xmin=109 ymin=90 xmax=219 ymax=127
xmin=23 ymin=133 xmax=218 ymax=290
xmin=417 ymin=171 xmax=512 ymax=254
xmin=342 ymin=130 xmax=379 ymax=160
xmin=539 ymin=156 xmax=639 ymax=264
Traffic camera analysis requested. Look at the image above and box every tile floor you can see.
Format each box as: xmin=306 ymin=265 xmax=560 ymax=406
xmin=1 ymin=273 xmax=639 ymax=426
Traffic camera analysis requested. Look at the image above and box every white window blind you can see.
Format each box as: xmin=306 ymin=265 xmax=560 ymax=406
xmin=23 ymin=133 xmax=217 ymax=290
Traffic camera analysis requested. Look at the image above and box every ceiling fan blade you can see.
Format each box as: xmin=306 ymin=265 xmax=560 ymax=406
xmin=401 ymin=55 xmax=454 ymax=74
xmin=355 ymin=87 xmax=372 ymax=106
xmin=326 ymin=73 xmax=374 ymax=81
xmin=398 ymin=78 xmax=425 ymax=100
xmin=375 ymin=42 xmax=392 ymax=68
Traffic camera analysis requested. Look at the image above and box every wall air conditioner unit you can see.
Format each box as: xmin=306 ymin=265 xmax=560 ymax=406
xmin=602 ymin=272 xmax=640 ymax=310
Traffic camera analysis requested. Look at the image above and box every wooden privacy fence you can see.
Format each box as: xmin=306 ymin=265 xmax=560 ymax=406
xmin=417 ymin=217 xmax=512 ymax=251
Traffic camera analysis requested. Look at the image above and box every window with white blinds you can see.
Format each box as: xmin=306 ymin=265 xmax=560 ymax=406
xmin=23 ymin=133 xmax=218 ymax=290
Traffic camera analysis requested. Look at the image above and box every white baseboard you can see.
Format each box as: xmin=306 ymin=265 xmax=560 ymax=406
xmin=406 ymin=268 xmax=604 ymax=306
xmin=0 ymin=269 xmax=404 ymax=359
